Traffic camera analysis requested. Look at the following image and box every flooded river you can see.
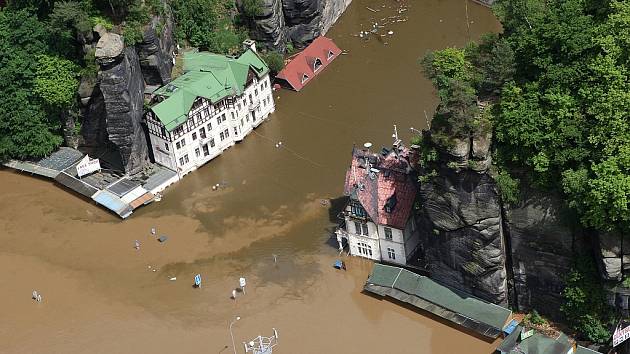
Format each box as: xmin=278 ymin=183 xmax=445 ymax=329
xmin=0 ymin=1 xmax=500 ymax=353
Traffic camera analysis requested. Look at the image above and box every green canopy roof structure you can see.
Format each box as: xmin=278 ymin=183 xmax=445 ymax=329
xmin=364 ymin=263 xmax=512 ymax=339
xmin=151 ymin=49 xmax=269 ymax=132
xmin=496 ymin=325 xmax=573 ymax=354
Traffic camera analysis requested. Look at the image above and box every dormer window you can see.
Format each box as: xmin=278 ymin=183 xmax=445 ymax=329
xmin=384 ymin=194 xmax=397 ymax=213
xmin=327 ymin=50 xmax=334 ymax=60
xmin=313 ymin=58 xmax=323 ymax=72
xmin=301 ymin=73 xmax=309 ymax=83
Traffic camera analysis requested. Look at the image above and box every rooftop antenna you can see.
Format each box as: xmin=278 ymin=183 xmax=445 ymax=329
xmin=392 ymin=124 xmax=399 ymax=142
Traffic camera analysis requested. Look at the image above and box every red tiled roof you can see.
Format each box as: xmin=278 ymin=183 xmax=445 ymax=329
xmin=276 ymin=36 xmax=342 ymax=91
xmin=343 ymin=145 xmax=416 ymax=229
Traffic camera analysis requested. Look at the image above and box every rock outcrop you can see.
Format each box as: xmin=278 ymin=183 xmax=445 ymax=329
xmin=78 ymin=12 xmax=174 ymax=174
xmin=416 ymin=132 xmax=508 ymax=305
xmin=248 ymin=0 xmax=352 ymax=50
xmin=595 ymin=231 xmax=629 ymax=281
xmin=503 ymin=188 xmax=581 ymax=319
xmin=136 ymin=15 xmax=175 ymax=86
xmin=95 ymin=36 xmax=148 ymax=174
xmin=248 ymin=0 xmax=289 ymax=51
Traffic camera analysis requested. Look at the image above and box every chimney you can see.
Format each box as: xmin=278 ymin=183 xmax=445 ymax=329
xmin=243 ymin=39 xmax=257 ymax=53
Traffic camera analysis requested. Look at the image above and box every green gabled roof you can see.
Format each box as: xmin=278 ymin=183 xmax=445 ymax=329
xmin=151 ymin=49 xmax=269 ymax=131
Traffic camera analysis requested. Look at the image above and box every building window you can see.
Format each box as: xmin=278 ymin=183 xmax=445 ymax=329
xmin=161 ymin=127 xmax=167 ymax=136
xmin=202 ymin=144 xmax=209 ymax=156
xmin=260 ymin=83 xmax=263 ymax=91
xmin=210 ymin=138 xmax=215 ymax=147
xmin=313 ymin=57 xmax=323 ymax=71
xmin=192 ymin=132 xmax=197 ymax=140
xmin=358 ymin=242 xmax=373 ymax=257
xmin=184 ymin=154 xmax=189 ymax=163
xmin=255 ymin=88 xmax=258 ymax=96
xmin=231 ymin=112 xmax=235 ymax=120
xmin=354 ymin=221 xmax=368 ymax=236
xmin=387 ymin=247 xmax=396 ymax=260
xmin=237 ymin=103 xmax=241 ymax=111
xmin=179 ymin=157 xmax=184 ymax=165
xmin=240 ymin=118 xmax=244 ymax=127
xmin=176 ymin=141 xmax=181 ymax=149
xmin=384 ymin=227 xmax=393 ymax=241
xmin=222 ymin=113 xmax=226 ymax=122
xmin=327 ymin=50 xmax=334 ymax=60
xmin=350 ymin=202 xmax=367 ymax=218
xmin=233 ymin=127 xmax=238 ymax=135
xmin=181 ymin=138 xmax=186 ymax=147
xmin=301 ymin=74 xmax=309 ymax=83
xmin=245 ymin=113 xmax=250 ymax=122
xmin=249 ymin=94 xmax=253 ymax=104
xmin=207 ymin=122 xmax=212 ymax=131
xmin=199 ymin=127 xmax=206 ymax=139
xmin=164 ymin=143 xmax=169 ymax=151
xmin=195 ymin=147 xmax=200 ymax=157
xmin=217 ymin=117 xmax=221 ymax=125
xmin=220 ymin=132 xmax=225 ymax=141
xmin=224 ymin=128 xmax=229 ymax=137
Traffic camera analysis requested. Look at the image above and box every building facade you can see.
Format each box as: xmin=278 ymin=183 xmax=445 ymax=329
xmin=338 ymin=140 xmax=420 ymax=265
xmin=145 ymin=44 xmax=275 ymax=176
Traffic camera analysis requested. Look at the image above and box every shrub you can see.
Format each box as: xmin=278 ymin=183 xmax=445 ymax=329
xmin=261 ymin=51 xmax=284 ymax=73
xmin=561 ymin=256 xmax=614 ymax=344
xmin=495 ymin=170 xmax=520 ymax=205
xmin=523 ymin=310 xmax=546 ymax=327
xmin=242 ymin=0 xmax=263 ymax=18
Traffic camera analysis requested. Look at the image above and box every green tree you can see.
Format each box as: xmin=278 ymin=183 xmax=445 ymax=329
xmin=261 ymin=51 xmax=284 ymax=74
xmin=241 ymin=0 xmax=263 ymax=18
xmin=0 ymin=8 xmax=64 ymax=160
xmin=561 ymin=257 xmax=614 ymax=343
xmin=34 ymin=55 xmax=80 ymax=109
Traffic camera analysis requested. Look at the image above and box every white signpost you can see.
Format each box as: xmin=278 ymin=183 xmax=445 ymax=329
xmin=239 ymin=277 xmax=247 ymax=294
xmin=76 ymin=155 xmax=101 ymax=178
xmin=614 ymin=322 xmax=630 ymax=347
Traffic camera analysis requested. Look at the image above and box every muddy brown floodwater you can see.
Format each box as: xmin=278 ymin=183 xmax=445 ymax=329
xmin=0 ymin=1 xmax=500 ymax=353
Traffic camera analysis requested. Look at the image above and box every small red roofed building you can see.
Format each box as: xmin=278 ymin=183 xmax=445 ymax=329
xmin=275 ymin=36 xmax=342 ymax=91
xmin=338 ymin=137 xmax=420 ymax=265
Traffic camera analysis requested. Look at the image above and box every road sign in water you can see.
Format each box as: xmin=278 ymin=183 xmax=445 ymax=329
xmin=194 ymin=274 xmax=201 ymax=288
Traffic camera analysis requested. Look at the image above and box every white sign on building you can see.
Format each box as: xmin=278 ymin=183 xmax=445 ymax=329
xmin=76 ymin=155 xmax=101 ymax=177
xmin=614 ymin=322 xmax=630 ymax=347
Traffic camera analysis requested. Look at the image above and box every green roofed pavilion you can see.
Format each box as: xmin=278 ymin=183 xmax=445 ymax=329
xmin=364 ymin=263 xmax=512 ymax=339
xmin=151 ymin=49 xmax=269 ymax=132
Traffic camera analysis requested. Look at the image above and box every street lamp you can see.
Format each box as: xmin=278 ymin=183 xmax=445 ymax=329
xmin=229 ymin=316 xmax=241 ymax=354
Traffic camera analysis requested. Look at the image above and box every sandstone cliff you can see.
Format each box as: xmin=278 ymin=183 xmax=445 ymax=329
xmin=247 ymin=0 xmax=352 ymax=50
xmin=78 ymin=14 xmax=174 ymax=174
xmin=416 ymin=132 xmax=509 ymax=305
xmin=503 ymin=188 xmax=585 ymax=319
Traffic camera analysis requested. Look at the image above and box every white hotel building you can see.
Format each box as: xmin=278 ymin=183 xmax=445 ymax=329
xmin=145 ymin=43 xmax=275 ymax=176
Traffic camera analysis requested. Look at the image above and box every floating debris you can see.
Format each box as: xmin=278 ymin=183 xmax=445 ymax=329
xmin=366 ymin=6 xmax=378 ymax=12
xmin=169 ymin=277 xmax=177 ymax=281
xmin=158 ymin=235 xmax=168 ymax=243
xmin=388 ymin=30 xmax=394 ymax=35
